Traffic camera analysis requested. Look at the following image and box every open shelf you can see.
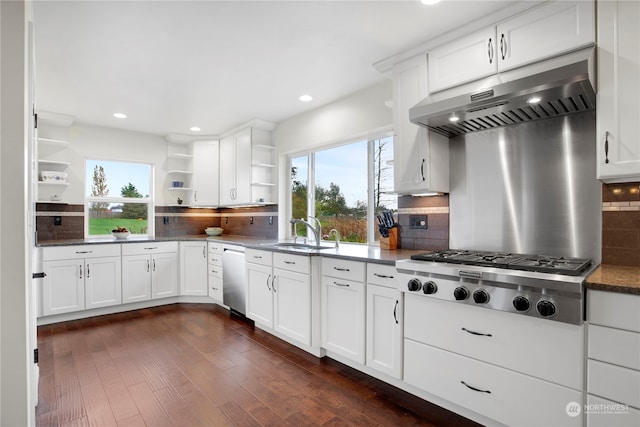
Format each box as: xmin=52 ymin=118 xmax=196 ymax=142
xmin=38 ymin=181 xmax=69 ymax=187
xmin=252 ymin=163 xmax=275 ymax=168
xmin=168 ymin=170 xmax=193 ymax=175
xmin=168 ymin=153 xmax=193 ymax=159
xmin=167 ymin=187 xmax=193 ymax=191
xmin=37 ymin=137 xmax=70 ymax=146
xmin=38 ymin=159 xmax=71 ymax=167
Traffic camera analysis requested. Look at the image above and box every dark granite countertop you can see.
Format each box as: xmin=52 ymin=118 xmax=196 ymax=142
xmin=37 ymin=234 xmax=425 ymax=265
xmin=586 ymin=265 xmax=640 ymax=295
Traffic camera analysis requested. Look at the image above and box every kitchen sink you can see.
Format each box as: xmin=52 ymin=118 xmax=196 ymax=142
xmin=262 ymin=242 xmax=337 ymax=252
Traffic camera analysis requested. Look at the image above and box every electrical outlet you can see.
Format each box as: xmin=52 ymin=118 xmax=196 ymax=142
xmin=163 ymin=216 xmax=169 ymax=224
xmin=409 ymin=215 xmax=428 ymax=229
xmin=225 ymin=217 xmax=228 ymax=224
xmin=54 ymin=216 xmax=62 ymax=226
xmin=269 ymin=216 xmax=273 ymax=225
xmin=249 ymin=216 xmax=254 ymax=225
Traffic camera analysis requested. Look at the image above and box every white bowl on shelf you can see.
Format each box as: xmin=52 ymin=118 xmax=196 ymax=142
xmin=205 ymin=227 xmax=223 ymax=236
xmin=112 ymin=231 xmax=130 ymax=240
xmin=40 ymin=171 xmax=67 ymax=182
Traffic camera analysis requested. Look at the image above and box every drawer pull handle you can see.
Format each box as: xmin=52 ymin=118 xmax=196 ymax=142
xmin=273 ymin=276 xmax=277 ymax=292
xmin=211 ymin=258 xmax=218 ymax=262
xmin=334 ymin=267 xmax=350 ymax=272
xmin=253 ymin=255 xmax=262 ymax=259
xmin=147 ymin=259 xmax=150 ymax=272
xmin=461 ymin=381 xmax=491 ymax=394
xmin=144 ymin=247 xmax=158 ymax=250
xmin=153 ymin=260 xmax=156 ymax=271
xmin=334 ymin=281 xmax=350 ymax=287
xmin=266 ymin=274 xmax=272 ymax=291
xmin=284 ymin=261 xmax=296 ymax=265
xmin=462 ymin=327 xmax=492 ymax=337
xmin=75 ymin=250 xmax=92 ymax=254
xmin=393 ymin=300 xmax=399 ymax=324
xmin=374 ymin=273 xmax=394 ymax=279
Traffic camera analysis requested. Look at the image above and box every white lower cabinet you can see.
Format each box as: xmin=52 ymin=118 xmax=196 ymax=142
xmin=366 ymin=263 xmax=402 ymax=379
xmin=246 ymin=257 xmax=273 ymax=327
xmin=41 ymin=244 xmax=121 ymax=316
xmin=321 ymin=258 xmax=366 ymax=364
xmin=179 ymin=241 xmax=208 ymax=296
xmin=207 ymin=242 xmax=223 ymax=303
xmin=122 ymin=242 xmax=178 ymax=303
xmin=587 ymin=394 xmax=640 ymax=427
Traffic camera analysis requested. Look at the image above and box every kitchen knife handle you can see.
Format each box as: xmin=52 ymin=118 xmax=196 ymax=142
xmin=604 ymin=131 xmax=610 ymax=164
xmin=487 ymin=38 xmax=493 ymax=64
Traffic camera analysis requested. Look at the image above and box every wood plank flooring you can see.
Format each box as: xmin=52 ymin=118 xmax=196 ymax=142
xmin=36 ymin=304 xmax=481 ymax=427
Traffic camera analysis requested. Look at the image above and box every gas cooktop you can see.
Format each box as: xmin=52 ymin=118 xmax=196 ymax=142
xmin=410 ymin=249 xmax=592 ymax=276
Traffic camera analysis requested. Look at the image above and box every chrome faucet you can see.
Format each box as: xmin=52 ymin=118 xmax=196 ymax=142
xmin=290 ymin=217 xmax=322 ymax=246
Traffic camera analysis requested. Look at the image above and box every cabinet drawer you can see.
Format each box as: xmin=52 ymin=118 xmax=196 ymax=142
xmin=404 ymin=294 xmax=584 ymax=389
xmin=208 ymin=241 xmax=223 ymax=254
xmin=245 ymin=249 xmax=272 ymax=267
xmin=208 ymin=264 xmax=222 ymax=278
xmin=586 ymin=394 xmax=640 ymax=427
xmin=589 ymin=324 xmax=640 ymax=370
xmin=121 ymin=241 xmax=177 ymax=256
xmin=404 ymin=340 xmax=583 ymax=427
xmin=588 ymin=359 xmax=640 ymax=409
xmin=43 ymin=244 xmax=120 ymax=261
xmin=208 ymin=252 xmax=222 ymax=266
xmin=366 ymin=263 xmax=398 ymax=288
xmin=322 ymin=258 xmax=365 ymax=282
xmin=588 ymin=290 xmax=640 ymax=332
xmin=273 ymin=252 xmax=309 ymax=274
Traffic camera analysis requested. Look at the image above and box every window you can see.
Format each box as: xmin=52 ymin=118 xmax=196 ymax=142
xmin=85 ymin=159 xmax=153 ymax=237
xmin=289 ymin=136 xmax=396 ymax=244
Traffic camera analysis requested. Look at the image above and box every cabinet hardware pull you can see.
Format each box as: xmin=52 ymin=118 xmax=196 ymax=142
xmin=144 ymin=247 xmax=158 ymax=250
xmin=374 ymin=273 xmax=394 ymax=279
xmin=462 ymin=327 xmax=492 ymax=337
xmin=203 ymin=247 xmax=206 ymax=258
xmin=333 ymin=267 xmax=350 ymax=272
xmin=194 ymin=190 xmax=198 ymax=202
xmin=212 ymin=286 xmax=218 ymax=290
xmin=420 ymin=158 xmax=425 ymax=181
xmin=604 ymin=131 xmax=610 ymax=164
xmin=284 ymin=260 xmax=296 ymax=265
xmin=211 ymin=258 xmax=218 ymax=263
xmin=147 ymin=259 xmax=150 ymax=272
xmin=333 ymin=281 xmax=350 ymax=287
xmin=266 ymin=274 xmax=272 ymax=291
xmin=75 ymin=250 xmax=92 ymax=254
xmin=153 ymin=260 xmax=156 ymax=272
xmin=487 ymin=38 xmax=493 ymax=64
xmin=500 ymin=33 xmax=506 ymax=60
xmin=79 ymin=264 xmax=83 ymax=279
xmin=86 ymin=264 xmax=90 ymax=278
xmin=461 ymin=381 xmax=491 ymax=394
xmin=254 ymin=255 xmax=262 ymax=259
xmin=393 ymin=300 xmax=399 ymax=324
xmin=272 ymin=276 xmax=277 ymax=292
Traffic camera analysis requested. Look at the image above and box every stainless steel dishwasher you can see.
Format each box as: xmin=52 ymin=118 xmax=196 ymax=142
xmin=222 ymin=245 xmax=247 ymax=316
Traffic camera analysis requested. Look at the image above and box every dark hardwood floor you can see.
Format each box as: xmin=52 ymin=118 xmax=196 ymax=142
xmin=36 ymin=303 xmax=481 ymax=427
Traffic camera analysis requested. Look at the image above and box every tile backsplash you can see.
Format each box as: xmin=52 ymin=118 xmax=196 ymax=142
xmin=602 ymin=182 xmax=640 ymax=267
xmin=396 ymin=194 xmax=449 ymax=250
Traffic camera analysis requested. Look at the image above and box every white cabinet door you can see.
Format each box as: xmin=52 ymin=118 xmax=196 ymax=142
xmin=208 ymin=276 xmax=223 ymax=302
xmin=191 ymin=140 xmax=220 ymax=206
xmin=321 ymin=276 xmax=365 ymax=364
xmin=497 ymin=0 xmax=595 ymax=71
xmin=234 ymin=127 xmax=252 ymax=204
xmin=85 ymin=256 xmax=122 ymax=309
xmin=366 ymin=284 xmax=403 ymax=378
xmin=219 ymin=135 xmax=236 ymax=205
xmin=428 ymin=26 xmax=497 ymax=92
xmin=152 ymin=252 xmax=178 ymax=299
xmin=122 ymin=254 xmax=152 ymax=303
xmin=392 ymin=55 xmax=449 ymax=194
xmin=42 ymin=260 xmax=84 ymax=316
xmin=273 ymin=268 xmax=311 ymax=346
xmin=179 ymin=242 xmax=208 ymax=296
xmin=587 ymin=394 xmax=640 ymax=427
xmin=596 ymin=0 xmax=640 ymax=182
xmin=246 ymin=262 xmax=273 ymax=328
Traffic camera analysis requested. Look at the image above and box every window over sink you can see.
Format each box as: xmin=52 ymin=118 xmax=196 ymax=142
xmin=85 ymin=159 xmax=153 ymax=237
xmin=289 ymin=135 xmax=396 ymax=244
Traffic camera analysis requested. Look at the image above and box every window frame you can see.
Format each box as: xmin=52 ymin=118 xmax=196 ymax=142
xmin=84 ymin=158 xmax=154 ymax=238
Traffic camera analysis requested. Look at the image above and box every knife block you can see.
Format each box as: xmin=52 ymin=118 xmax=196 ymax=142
xmin=379 ymin=227 xmax=398 ymax=250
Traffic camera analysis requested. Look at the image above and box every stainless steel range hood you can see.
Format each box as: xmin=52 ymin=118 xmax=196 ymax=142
xmin=409 ymin=48 xmax=596 ymax=138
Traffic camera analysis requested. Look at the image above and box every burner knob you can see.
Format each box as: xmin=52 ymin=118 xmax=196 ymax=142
xmin=473 ymin=289 xmax=490 ymax=304
xmin=512 ymin=296 xmax=530 ymax=312
xmin=453 ymin=287 xmax=469 ymax=301
xmin=407 ymin=278 xmax=422 ymax=292
xmin=537 ymin=300 xmax=557 ymax=317
xmin=422 ymin=281 xmax=438 ymax=295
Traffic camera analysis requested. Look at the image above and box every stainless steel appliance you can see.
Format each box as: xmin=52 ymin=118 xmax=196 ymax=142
xmin=222 ymin=245 xmax=246 ymax=316
xmin=397 ymin=249 xmax=594 ymax=325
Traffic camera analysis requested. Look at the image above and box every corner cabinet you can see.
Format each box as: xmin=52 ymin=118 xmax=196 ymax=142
xmin=192 ymin=140 xmax=220 ymax=206
xmin=596 ymin=0 xmax=640 ymax=182
xmin=392 ymin=55 xmax=449 ymax=194
xmin=179 ymin=242 xmax=208 ymax=296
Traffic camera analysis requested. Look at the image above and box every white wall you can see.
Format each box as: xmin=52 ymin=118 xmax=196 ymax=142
xmin=43 ymin=123 xmax=171 ymax=206
xmin=273 ymin=80 xmax=393 ymax=238
xmin=1 ymin=0 xmax=32 ymax=425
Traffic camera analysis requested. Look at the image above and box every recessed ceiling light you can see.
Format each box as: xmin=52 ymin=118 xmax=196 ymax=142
xmin=527 ymin=96 xmax=542 ymax=104
xmin=299 ymin=94 xmax=313 ymax=102
xmin=113 ymin=113 xmax=127 ymax=119
xmin=420 ymin=0 xmax=441 ymax=5
xmin=449 ymin=115 xmax=460 ymax=123
xmin=190 ymin=127 xmax=201 ymax=132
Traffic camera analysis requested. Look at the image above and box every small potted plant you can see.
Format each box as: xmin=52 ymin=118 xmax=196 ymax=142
xmin=177 ymin=196 xmax=183 ymax=205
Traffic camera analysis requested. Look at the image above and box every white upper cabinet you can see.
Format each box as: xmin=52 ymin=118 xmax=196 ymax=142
xmin=220 ymin=128 xmax=252 ymax=205
xmin=428 ymin=27 xmax=498 ymax=93
xmin=596 ymin=0 xmax=640 ymax=182
xmin=191 ymin=140 xmax=220 ymax=206
xmin=496 ymin=0 xmax=595 ymax=71
xmin=392 ymin=55 xmax=449 ymax=194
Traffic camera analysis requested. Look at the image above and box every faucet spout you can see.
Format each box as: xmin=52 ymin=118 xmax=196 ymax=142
xmin=290 ymin=217 xmax=322 ymax=246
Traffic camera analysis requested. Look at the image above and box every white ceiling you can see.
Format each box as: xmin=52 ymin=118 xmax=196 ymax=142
xmin=33 ymin=0 xmax=521 ymax=137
